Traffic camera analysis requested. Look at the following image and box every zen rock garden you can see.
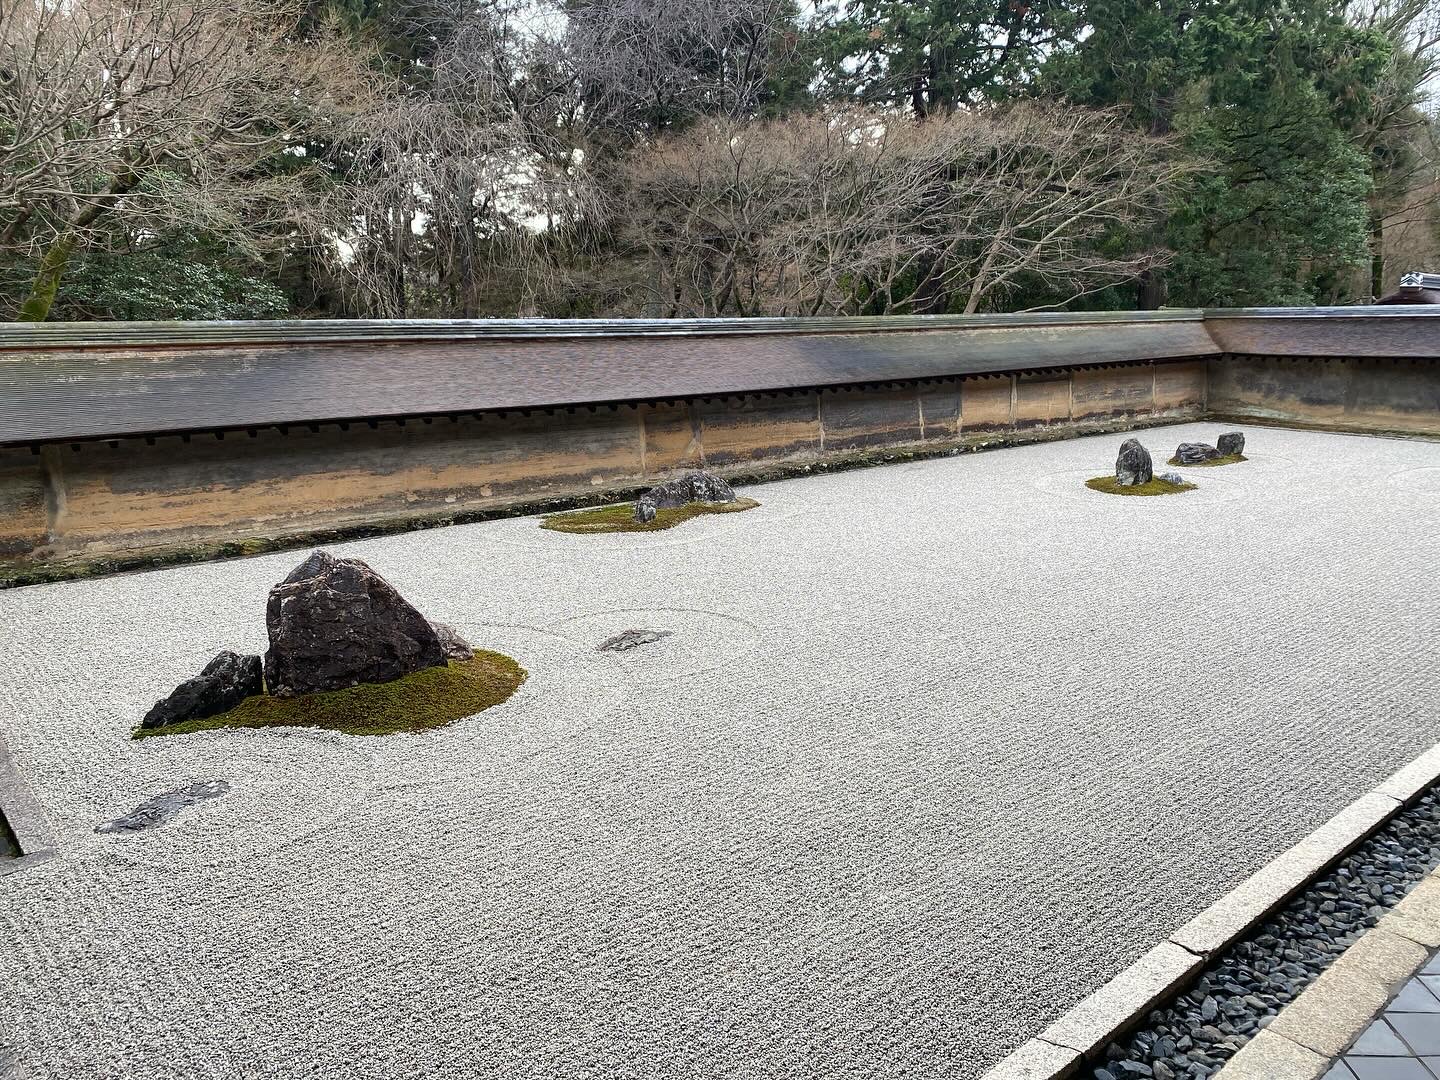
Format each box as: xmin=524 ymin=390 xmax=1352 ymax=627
xmin=1087 ymin=430 xmax=1248 ymax=496
xmin=139 ymin=550 xmax=525 ymax=738
xmin=541 ymin=470 xmax=759 ymax=534
xmin=136 ymin=468 xmax=756 ymax=736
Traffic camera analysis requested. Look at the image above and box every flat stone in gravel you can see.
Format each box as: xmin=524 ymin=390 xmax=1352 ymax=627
xmin=597 ymin=629 xmax=674 ymax=652
xmin=96 ymin=780 xmax=231 ymax=833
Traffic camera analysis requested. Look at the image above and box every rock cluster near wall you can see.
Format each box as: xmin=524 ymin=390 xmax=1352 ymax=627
xmin=634 ymin=472 xmax=737 ymax=523
xmin=1175 ymin=442 xmax=1223 ymax=465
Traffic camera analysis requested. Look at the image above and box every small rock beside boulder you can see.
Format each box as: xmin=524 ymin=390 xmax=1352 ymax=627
xmin=1115 ymin=438 xmax=1154 ymax=487
xmin=635 ymin=471 xmax=736 ymax=523
xmin=141 ymin=652 xmax=262 ymax=730
xmin=1157 ymin=471 xmax=1185 ymax=486
xmin=431 ymin=622 xmax=474 ymax=662
xmin=264 ymin=550 xmax=447 ymax=697
xmin=1174 ymin=442 xmax=1222 ymax=466
xmin=1217 ymin=431 xmax=1246 ymax=456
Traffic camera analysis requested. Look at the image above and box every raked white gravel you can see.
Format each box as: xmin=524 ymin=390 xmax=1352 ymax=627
xmin=2 ymin=422 xmax=1439 ymax=1080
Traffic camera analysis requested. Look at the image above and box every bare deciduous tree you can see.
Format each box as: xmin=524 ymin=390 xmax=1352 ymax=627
xmin=569 ymin=0 xmax=798 ymax=133
xmin=625 ymin=103 xmax=1195 ymax=317
xmin=314 ymin=0 xmax=603 ymax=317
xmin=1346 ymin=0 xmax=1440 ymax=296
xmin=0 ymin=0 xmax=339 ymax=319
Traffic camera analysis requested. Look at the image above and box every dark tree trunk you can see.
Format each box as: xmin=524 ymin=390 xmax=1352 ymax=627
xmin=1137 ymin=267 xmax=1167 ymax=310
xmin=16 ymin=168 xmax=138 ymax=321
xmin=1370 ymin=210 xmax=1385 ymax=301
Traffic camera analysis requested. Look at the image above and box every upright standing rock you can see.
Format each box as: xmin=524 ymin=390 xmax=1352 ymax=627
xmin=634 ymin=471 xmax=737 ymax=523
xmin=1115 ymin=439 xmax=1154 ymax=487
xmin=263 ymin=551 xmax=447 ymax=697
xmin=1216 ymin=431 xmax=1246 ymax=456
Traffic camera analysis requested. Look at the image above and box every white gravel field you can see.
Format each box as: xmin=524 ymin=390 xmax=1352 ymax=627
xmin=2 ymin=421 xmax=1439 ymax=1080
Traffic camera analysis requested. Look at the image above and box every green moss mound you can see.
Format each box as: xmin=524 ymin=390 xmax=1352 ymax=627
xmin=540 ymin=498 xmax=760 ymax=534
xmin=1166 ymin=453 xmax=1247 ymax=467
xmin=134 ymin=650 xmax=526 ymax=739
xmin=1085 ymin=476 xmax=1197 ymax=497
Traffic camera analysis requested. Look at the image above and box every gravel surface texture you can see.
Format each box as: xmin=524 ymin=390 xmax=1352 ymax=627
xmin=1094 ymin=793 xmax=1440 ymax=1080
xmin=2 ymin=422 xmax=1439 ymax=1080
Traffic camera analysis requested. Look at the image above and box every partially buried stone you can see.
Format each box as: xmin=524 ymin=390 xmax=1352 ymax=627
xmin=598 ymin=628 xmax=674 ymax=652
xmin=263 ymin=550 xmax=447 ymax=697
xmin=141 ymin=651 xmax=262 ymax=729
xmin=634 ymin=471 xmax=736 ymax=523
xmin=1157 ymin=471 xmax=1185 ymax=486
xmin=1115 ymin=438 xmax=1154 ymax=486
xmin=430 ymin=622 xmax=473 ymax=662
xmin=1174 ymin=442 xmax=1222 ymax=465
xmin=96 ymin=780 xmax=230 ymax=833
xmin=1216 ymin=431 xmax=1245 ymax=456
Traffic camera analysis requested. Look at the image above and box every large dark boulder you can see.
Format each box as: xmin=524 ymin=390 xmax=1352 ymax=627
xmin=141 ymin=652 xmax=262 ymax=730
xmin=1115 ymin=439 xmax=1153 ymax=487
xmin=263 ymin=551 xmax=447 ymax=697
xmin=634 ymin=471 xmax=736 ymax=523
xmin=1175 ymin=442 xmax=1222 ymax=465
xmin=1216 ymin=431 xmax=1246 ymax=456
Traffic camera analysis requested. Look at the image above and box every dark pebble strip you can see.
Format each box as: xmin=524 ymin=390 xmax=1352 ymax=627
xmin=1092 ymin=791 xmax=1440 ymax=1080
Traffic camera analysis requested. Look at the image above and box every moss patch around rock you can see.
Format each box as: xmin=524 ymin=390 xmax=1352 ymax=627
xmin=1085 ymin=476 xmax=1198 ymax=497
xmin=1166 ymin=453 xmax=1247 ymax=467
xmin=540 ymin=498 xmax=760 ymax=534
xmin=133 ymin=650 xmax=526 ymax=739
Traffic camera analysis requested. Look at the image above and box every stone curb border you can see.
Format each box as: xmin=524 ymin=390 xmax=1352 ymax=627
xmin=982 ymin=745 xmax=1440 ymax=1079
xmin=0 ymin=732 xmax=56 ymax=876
xmin=1212 ymin=866 xmax=1440 ymax=1078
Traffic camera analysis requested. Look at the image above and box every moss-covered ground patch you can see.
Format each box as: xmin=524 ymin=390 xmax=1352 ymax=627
xmin=134 ymin=650 xmax=526 ymax=739
xmin=1085 ymin=476 xmax=1197 ymax=496
xmin=1166 ymin=453 xmax=1247 ymax=467
xmin=540 ymin=498 xmax=760 ymax=534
